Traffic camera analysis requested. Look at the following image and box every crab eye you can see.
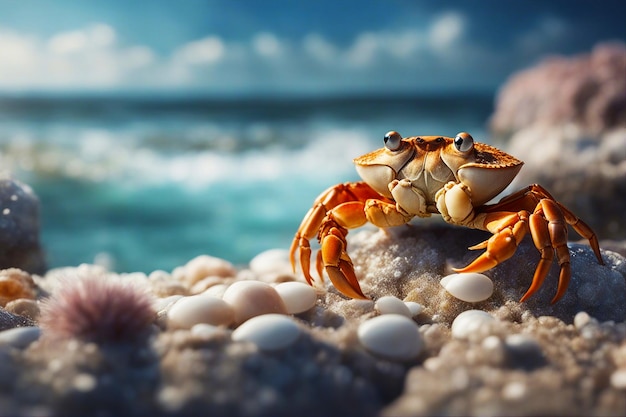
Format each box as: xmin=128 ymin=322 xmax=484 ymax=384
xmin=454 ymin=132 xmax=474 ymax=153
xmin=384 ymin=131 xmax=402 ymax=151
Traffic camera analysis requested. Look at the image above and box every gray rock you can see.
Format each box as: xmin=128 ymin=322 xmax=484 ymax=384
xmin=0 ymin=307 xmax=35 ymax=331
xmin=0 ymin=178 xmax=46 ymax=274
xmin=488 ymin=42 xmax=626 ymax=239
xmin=348 ymin=225 xmax=625 ymax=323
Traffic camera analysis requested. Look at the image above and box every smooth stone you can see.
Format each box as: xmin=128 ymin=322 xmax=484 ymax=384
xmin=202 ymin=284 xmax=229 ymax=299
xmin=0 ymin=326 xmax=41 ymax=349
xmin=404 ymin=301 xmax=425 ymax=317
xmin=154 ymin=295 xmax=184 ymax=313
xmin=249 ymin=249 xmax=292 ymax=276
xmin=451 ymin=310 xmax=496 ymax=339
xmin=375 ymin=296 xmax=412 ymax=318
xmin=274 ymin=282 xmax=317 ymax=314
xmin=231 ymin=314 xmax=301 ymax=351
xmin=222 ymin=281 xmax=288 ymax=325
xmin=190 ymin=323 xmax=223 ymax=339
xmin=167 ymin=295 xmax=234 ymax=329
xmin=357 ymin=314 xmax=424 ymax=361
xmin=441 ymin=273 xmax=494 ymax=303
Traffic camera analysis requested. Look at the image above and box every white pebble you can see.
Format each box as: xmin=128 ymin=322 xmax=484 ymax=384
xmin=451 ymin=310 xmax=496 ymax=339
xmin=610 ymin=369 xmax=626 ymax=389
xmin=375 ymin=296 xmax=412 ymax=318
xmin=190 ymin=323 xmax=223 ymax=339
xmin=249 ymin=249 xmax=292 ymax=276
xmin=404 ymin=301 xmax=425 ymax=317
xmin=232 ymin=314 xmax=301 ymax=351
xmin=222 ymin=281 xmax=287 ymax=325
xmin=441 ymin=273 xmax=493 ymax=303
xmin=154 ymin=295 xmax=184 ymax=313
xmin=274 ymin=282 xmax=317 ymax=314
xmin=167 ymin=295 xmax=234 ymax=329
xmin=202 ymin=284 xmax=229 ymax=298
xmin=357 ymin=314 xmax=424 ymax=361
xmin=0 ymin=326 xmax=41 ymax=349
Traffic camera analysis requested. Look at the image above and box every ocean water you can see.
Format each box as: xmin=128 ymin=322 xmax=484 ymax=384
xmin=0 ymin=94 xmax=494 ymax=273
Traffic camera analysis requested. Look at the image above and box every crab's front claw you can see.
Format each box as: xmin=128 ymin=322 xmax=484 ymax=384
xmin=319 ymin=227 xmax=368 ymax=300
xmin=453 ymin=227 xmax=520 ymax=275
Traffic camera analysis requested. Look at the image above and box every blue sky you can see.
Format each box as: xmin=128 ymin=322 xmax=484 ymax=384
xmin=0 ymin=0 xmax=624 ymax=96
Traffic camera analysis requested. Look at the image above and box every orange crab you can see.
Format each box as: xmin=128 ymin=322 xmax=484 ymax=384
xmin=290 ymin=131 xmax=603 ymax=303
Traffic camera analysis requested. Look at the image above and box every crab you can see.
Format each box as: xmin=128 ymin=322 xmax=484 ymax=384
xmin=290 ymin=131 xmax=604 ymax=304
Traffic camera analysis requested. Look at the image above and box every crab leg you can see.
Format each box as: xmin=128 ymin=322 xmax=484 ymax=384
xmin=289 ymin=182 xmax=382 ymax=284
xmin=459 ymin=184 xmax=603 ymax=303
xmin=453 ymin=211 xmax=529 ymax=274
xmin=524 ymin=199 xmax=571 ymax=303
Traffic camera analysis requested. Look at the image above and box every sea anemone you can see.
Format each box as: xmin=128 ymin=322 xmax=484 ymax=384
xmin=39 ymin=274 xmax=156 ymax=344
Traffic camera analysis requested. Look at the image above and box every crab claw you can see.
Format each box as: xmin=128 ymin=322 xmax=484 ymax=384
xmin=453 ymin=226 xmax=520 ymax=274
xmin=320 ymin=227 xmax=368 ymax=300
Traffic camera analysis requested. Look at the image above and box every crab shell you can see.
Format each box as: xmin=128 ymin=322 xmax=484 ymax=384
xmin=353 ymin=134 xmax=523 ymax=207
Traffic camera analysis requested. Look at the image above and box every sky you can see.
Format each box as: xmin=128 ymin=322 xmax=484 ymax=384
xmin=0 ymin=0 xmax=624 ymax=96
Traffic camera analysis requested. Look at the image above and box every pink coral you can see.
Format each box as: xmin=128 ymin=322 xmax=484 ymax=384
xmin=39 ymin=275 xmax=156 ymax=343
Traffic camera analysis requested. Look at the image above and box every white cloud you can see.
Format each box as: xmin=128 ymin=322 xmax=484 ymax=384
xmin=173 ymin=36 xmax=225 ymax=65
xmin=428 ymin=12 xmax=465 ymax=51
xmin=303 ymin=33 xmax=336 ymax=62
xmin=252 ymin=32 xmax=283 ymax=57
xmin=0 ymin=11 xmax=540 ymax=94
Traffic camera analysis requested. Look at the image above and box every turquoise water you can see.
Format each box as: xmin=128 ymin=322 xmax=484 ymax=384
xmin=0 ymin=94 xmax=494 ymax=272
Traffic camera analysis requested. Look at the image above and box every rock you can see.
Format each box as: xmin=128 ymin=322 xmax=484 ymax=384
xmin=489 ymin=42 xmax=626 ymax=239
xmin=222 ymin=281 xmax=288 ymax=325
xmin=167 ymin=295 xmax=235 ymax=329
xmin=0 ymin=326 xmax=40 ymax=349
xmin=0 ymin=268 xmax=36 ymax=307
xmin=375 ymin=296 xmax=412 ymax=318
xmin=440 ymin=273 xmax=494 ymax=303
xmin=0 ymin=307 xmax=35 ymax=331
xmin=348 ymin=226 xmax=626 ymax=323
xmin=491 ymin=42 xmax=626 ymax=138
xmin=0 ymin=179 xmax=46 ymax=274
xmin=231 ymin=314 xmax=301 ymax=351
xmin=274 ymin=282 xmax=317 ymax=314
xmin=357 ymin=314 xmax=424 ymax=361
xmin=451 ymin=310 xmax=496 ymax=339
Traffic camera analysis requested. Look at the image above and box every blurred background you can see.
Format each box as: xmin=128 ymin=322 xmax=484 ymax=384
xmin=0 ymin=0 xmax=624 ymax=273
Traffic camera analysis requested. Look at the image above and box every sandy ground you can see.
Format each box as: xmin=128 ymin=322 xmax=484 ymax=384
xmin=1 ymin=223 xmax=625 ymax=417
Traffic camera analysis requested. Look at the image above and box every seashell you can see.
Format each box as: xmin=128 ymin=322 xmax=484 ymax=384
xmin=0 ymin=326 xmax=41 ymax=349
xmin=357 ymin=314 xmax=424 ymax=361
xmin=451 ymin=309 xmax=495 ymax=339
xmin=249 ymin=249 xmax=293 ymax=276
xmin=232 ymin=314 xmax=301 ymax=351
xmin=167 ymin=295 xmax=234 ymax=329
xmin=222 ymin=281 xmax=287 ymax=325
xmin=0 ymin=268 xmax=36 ymax=307
xmin=274 ymin=282 xmax=317 ymax=314
xmin=404 ymin=301 xmax=425 ymax=317
xmin=375 ymin=296 xmax=412 ymax=318
xmin=440 ymin=273 xmax=494 ymax=303
xmin=178 ymin=255 xmax=237 ymax=286
xmin=4 ymin=298 xmax=40 ymax=320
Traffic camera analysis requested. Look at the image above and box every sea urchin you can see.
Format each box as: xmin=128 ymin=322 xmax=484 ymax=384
xmin=39 ymin=274 xmax=156 ymax=344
